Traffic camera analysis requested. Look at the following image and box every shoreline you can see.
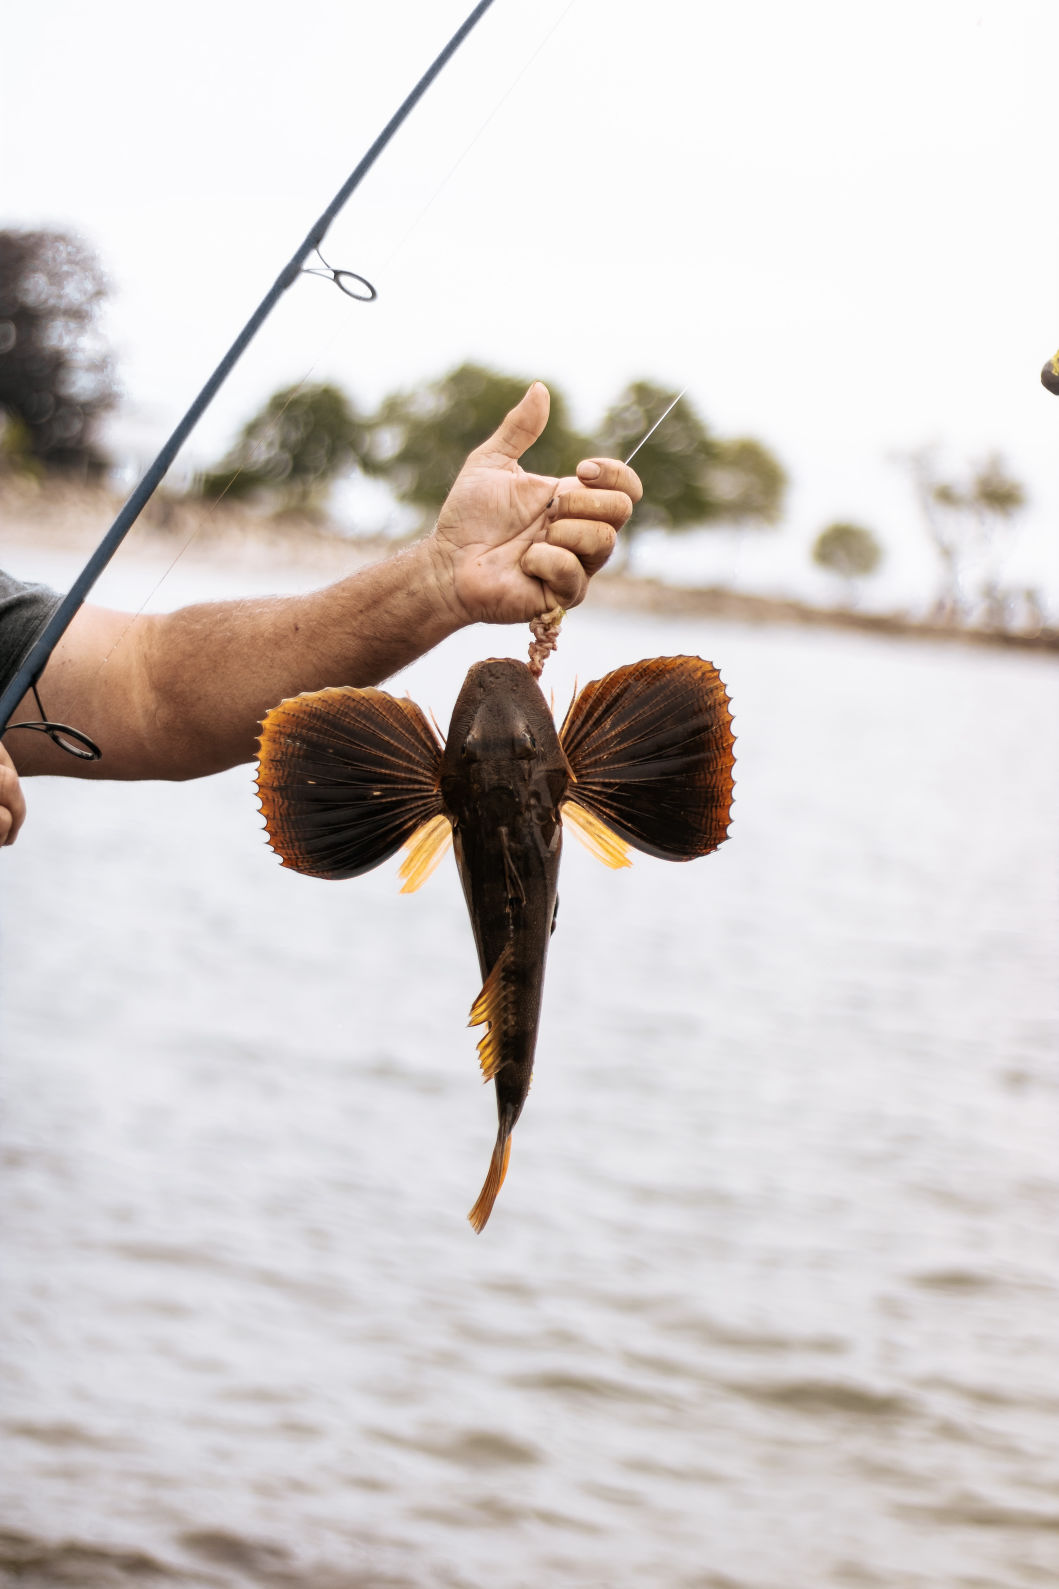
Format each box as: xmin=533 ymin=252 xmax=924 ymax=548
xmin=4 ymin=478 xmax=1057 ymax=654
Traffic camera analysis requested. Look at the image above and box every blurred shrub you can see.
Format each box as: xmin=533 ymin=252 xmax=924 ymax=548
xmin=365 ymin=362 xmax=588 ymax=517
xmin=597 ymin=380 xmax=786 ymax=556
xmin=812 ymin=520 xmax=884 ymax=582
xmin=0 ymin=229 xmax=117 ymax=474
xmin=198 ymin=382 xmax=369 ymax=510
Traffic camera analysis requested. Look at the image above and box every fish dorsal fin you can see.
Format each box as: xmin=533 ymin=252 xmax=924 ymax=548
xmin=467 ymin=941 xmax=515 ymax=1081
xmin=398 ymin=812 xmax=453 ymax=893
xmin=256 ymin=686 xmax=443 ymax=880
xmin=558 ymin=656 xmax=735 ymax=862
xmin=561 ymin=800 xmax=632 ymax=869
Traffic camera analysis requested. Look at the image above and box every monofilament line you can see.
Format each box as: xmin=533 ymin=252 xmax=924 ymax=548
xmin=624 ymin=386 xmax=688 ymax=464
xmin=0 ymin=0 xmax=499 ymax=736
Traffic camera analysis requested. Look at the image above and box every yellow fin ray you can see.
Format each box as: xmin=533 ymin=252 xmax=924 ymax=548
xmin=468 ymin=943 xmax=514 ymax=1081
xmin=398 ymin=813 xmax=453 ymax=893
xmin=468 ymin=1131 xmax=512 ymax=1234
xmin=562 ymin=800 xmax=633 ymax=869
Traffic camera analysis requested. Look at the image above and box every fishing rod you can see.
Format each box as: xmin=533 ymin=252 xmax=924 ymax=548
xmin=0 ymin=0 xmax=498 ymax=743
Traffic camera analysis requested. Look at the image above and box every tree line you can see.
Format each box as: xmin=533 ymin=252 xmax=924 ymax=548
xmin=197 ymin=368 xmax=787 ymax=564
xmin=0 ymin=227 xmax=1039 ymax=629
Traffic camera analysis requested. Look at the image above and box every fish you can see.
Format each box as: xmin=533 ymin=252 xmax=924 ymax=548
xmin=255 ymin=654 xmax=735 ymax=1231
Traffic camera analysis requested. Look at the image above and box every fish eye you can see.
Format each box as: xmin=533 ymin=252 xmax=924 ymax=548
xmin=515 ymin=729 xmax=537 ymax=760
xmin=460 ymin=728 xmax=484 ymax=762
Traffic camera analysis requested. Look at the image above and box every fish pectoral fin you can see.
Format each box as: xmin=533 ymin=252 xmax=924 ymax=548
xmin=398 ymin=812 xmax=453 ymax=893
xmin=559 ymin=655 xmax=736 ymax=862
xmin=468 ymin=942 xmax=515 ymax=1082
xmin=561 ymin=801 xmax=632 ymax=869
xmin=468 ymin=1127 xmax=512 ymax=1234
xmin=256 ymin=686 xmax=443 ymax=880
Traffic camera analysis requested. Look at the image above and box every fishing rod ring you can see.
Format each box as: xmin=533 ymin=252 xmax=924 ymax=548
xmin=303 ymin=249 xmax=377 ymax=302
xmin=5 ymin=719 xmax=102 ymax=761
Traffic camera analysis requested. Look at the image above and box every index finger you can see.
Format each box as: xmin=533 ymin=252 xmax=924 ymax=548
xmin=576 ymin=458 xmax=643 ymax=505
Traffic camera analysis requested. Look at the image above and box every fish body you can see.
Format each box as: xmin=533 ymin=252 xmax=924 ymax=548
xmin=440 ymin=661 xmax=569 ymax=1226
xmin=256 ymin=654 xmax=735 ymax=1230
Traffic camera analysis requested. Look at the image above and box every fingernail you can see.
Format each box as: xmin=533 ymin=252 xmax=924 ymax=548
xmin=579 ymin=460 xmax=600 ymax=480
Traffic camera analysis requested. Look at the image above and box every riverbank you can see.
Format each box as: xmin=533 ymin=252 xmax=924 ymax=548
xmin=4 ymin=477 xmax=1057 ymax=653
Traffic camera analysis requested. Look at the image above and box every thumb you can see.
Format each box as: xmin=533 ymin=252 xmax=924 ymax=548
xmin=472 ymin=381 xmax=550 ymax=466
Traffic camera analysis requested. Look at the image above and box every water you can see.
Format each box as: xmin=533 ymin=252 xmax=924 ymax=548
xmin=2 ymin=575 xmax=1057 ymax=1588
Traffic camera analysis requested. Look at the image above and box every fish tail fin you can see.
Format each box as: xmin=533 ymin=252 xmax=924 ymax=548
xmin=468 ymin=1127 xmax=513 ymax=1234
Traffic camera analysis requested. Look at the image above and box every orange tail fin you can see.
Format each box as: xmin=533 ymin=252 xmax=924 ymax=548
xmin=467 ymin=1129 xmax=512 ymax=1234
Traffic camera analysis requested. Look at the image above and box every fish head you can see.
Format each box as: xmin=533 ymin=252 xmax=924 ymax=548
xmin=441 ymin=659 xmax=569 ymax=812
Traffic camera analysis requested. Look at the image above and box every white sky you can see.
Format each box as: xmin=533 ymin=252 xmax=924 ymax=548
xmin=3 ymin=0 xmax=1058 ymax=610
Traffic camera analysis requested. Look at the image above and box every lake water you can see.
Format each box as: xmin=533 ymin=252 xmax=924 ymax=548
xmin=2 ymin=566 xmax=1058 ymax=1588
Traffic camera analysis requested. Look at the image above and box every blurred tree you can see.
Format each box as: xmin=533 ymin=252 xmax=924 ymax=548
xmin=904 ymin=448 xmax=1026 ymax=623
xmin=709 ymin=436 xmax=788 ymax=523
xmin=812 ymin=520 xmax=883 ymax=603
xmin=366 ymin=363 xmax=587 ymax=518
xmin=198 ymin=382 xmax=368 ymax=510
xmin=0 ymin=229 xmax=117 ymax=473
xmin=596 ymin=381 xmax=786 ymax=561
xmin=969 ymin=454 xmax=1026 ymax=523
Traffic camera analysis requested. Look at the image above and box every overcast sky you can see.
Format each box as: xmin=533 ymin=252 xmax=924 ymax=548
xmin=3 ymin=0 xmax=1057 ymax=608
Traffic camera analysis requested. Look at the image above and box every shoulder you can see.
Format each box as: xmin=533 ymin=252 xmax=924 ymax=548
xmin=0 ymin=566 xmax=62 ymax=609
xmin=0 ymin=568 xmax=63 ymax=689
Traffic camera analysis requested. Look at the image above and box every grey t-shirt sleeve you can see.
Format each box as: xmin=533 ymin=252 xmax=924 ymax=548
xmin=0 ymin=569 xmax=63 ymax=696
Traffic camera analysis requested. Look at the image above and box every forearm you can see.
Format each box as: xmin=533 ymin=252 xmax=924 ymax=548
xmin=13 ymin=539 xmax=465 ymax=781
xmin=8 ymin=384 xmax=640 ymax=786
xmin=143 ymin=540 xmax=463 ymax=778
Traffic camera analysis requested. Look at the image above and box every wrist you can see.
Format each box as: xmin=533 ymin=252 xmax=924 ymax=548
xmin=417 ymin=526 xmax=476 ymax=632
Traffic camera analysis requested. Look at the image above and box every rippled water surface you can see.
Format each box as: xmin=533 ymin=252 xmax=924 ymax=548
xmin=2 ymin=573 xmax=1058 ymax=1588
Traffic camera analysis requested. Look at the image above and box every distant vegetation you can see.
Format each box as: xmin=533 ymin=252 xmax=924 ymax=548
xmin=198 ymin=382 xmax=370 ymax=511
xmin=596 ymin=380 xmax=786 ymax=557
xmin=0 ymin=229 xmax=117 ymax=474
xmin=812 ymin=521 xmax=883 ymax=599
xmin=195 ymin=363 xmax=788 ymax=560
xmin=901 ymin=448 xmax=1029 ymax=626
xmin=4 ymin=227 xmax=1047 ymax=638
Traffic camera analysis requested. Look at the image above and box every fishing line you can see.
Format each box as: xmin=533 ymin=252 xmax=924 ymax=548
xmin=0 ymin=0 xmax=501 ymax=744
xmin=624 ymin=386 xmax=688 ymax=465
xmin=528 ymin=386 xmax=689 ymax=679
xmin=376 ymin=0 xmax=580 ymax=276
xmin=64 ymin=0 xmax=584 ymax=700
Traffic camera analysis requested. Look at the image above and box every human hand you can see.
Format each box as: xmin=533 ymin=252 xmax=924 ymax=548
xmin=425 ymin=382 xmax=642 ymax=626
xmin=0 ymin=742 xmax=26 ymax=848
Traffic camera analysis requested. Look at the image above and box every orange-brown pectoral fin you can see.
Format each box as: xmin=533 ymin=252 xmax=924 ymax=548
xmin=468 ymin=1128 xmax=512 ymax=1234
xmin=256 ymin=687 xmax=443 ymax=879
xmin=559 ymin=656 xmax=735 ymax=862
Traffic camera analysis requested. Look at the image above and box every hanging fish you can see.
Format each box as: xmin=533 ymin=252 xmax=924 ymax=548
xmin=255 ymin=654 xmax=735 ymax=1231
